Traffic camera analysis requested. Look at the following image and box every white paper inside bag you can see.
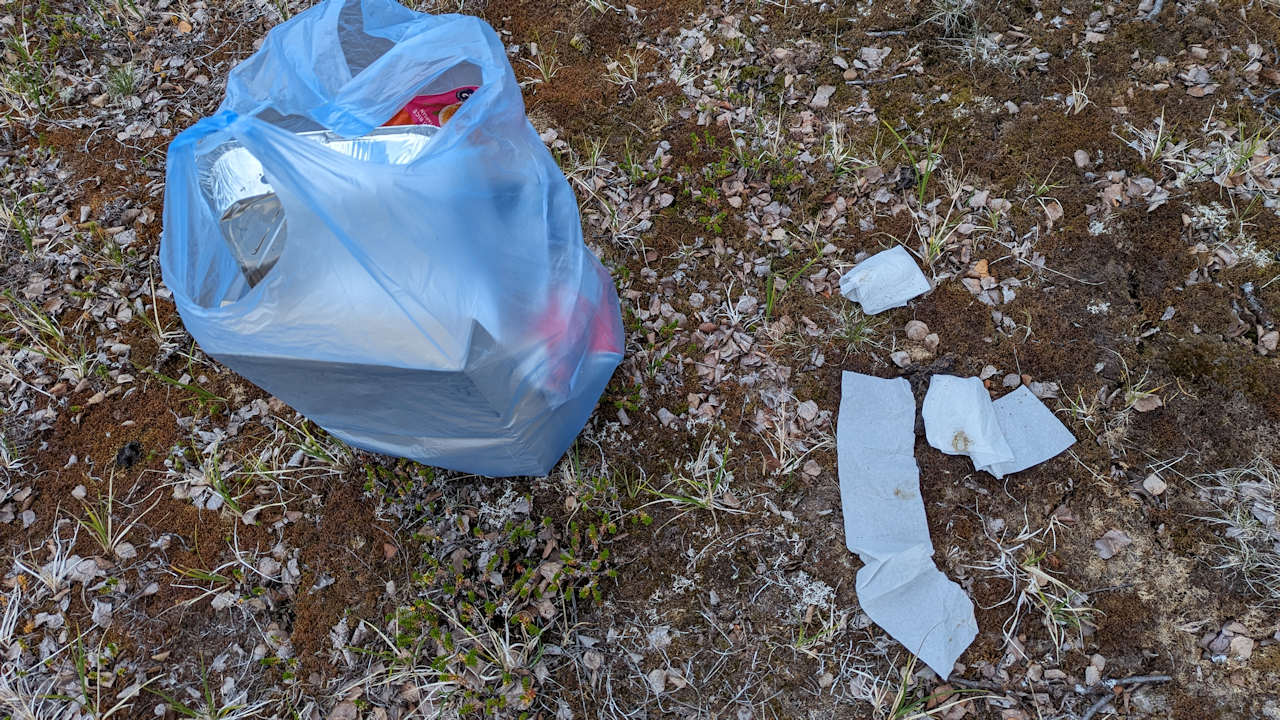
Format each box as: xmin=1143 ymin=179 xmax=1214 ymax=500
xmin=922 ymin=375 xmax=1014 ymax=470
xmin=838 ymin=246 xmax=931 ymax=315
xmin=837 ymin=371 xmax=977 ymax=677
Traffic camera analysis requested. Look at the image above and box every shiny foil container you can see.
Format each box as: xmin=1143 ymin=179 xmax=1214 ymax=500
xmin=196 ymin=125 xmax=441 ymax=285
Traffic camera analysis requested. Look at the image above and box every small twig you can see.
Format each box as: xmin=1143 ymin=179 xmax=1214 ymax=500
xmin=1009 ymin=254 xmax=1104 ymax=286
xmin=1080 ymin=675 xmax=1173 ymax=720
xmin=1083 ymin=582 xmax=1133 ymax=597
xmin=845 ymin=73 xmax=910 ymax=86
xmin=1081 ymin=693 xmax=1116 ymax=720
xmin=1114 ymin=674 xmax=1173 ymax=686
xmin=1142 ymin=0 xmax=1165 ymax=21
xmin=865 ymin=29 xmax=908 ymax=37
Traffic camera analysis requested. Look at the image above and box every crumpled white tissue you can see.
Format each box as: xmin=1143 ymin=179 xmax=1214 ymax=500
xmin=839 ymin=246 xmax=932 ymax=315
xmin=837 ymin=371 xmax=977 ymax=677
xmin=922 ymin=375 xmax=1015 ymax=470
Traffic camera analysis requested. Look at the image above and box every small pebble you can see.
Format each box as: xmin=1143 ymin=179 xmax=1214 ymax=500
xmin=905 ymin=320 xmax=929 ymax=341
xmin=1003 ymin=373 xmax=1021 ymax=388
xmin=72 ymin=485 xmax=87 ymax=499
xmin=890 ymin=350 xmax=912 ymax=368
xmin=1143 ymin=474 xmax=1167 ymax=496
xmin=923 ymin=333 xmax=940 ymax=352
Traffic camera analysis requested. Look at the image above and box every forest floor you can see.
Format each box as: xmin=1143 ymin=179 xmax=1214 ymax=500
xmin=2 ymin=0 xmax=1279 ymax=718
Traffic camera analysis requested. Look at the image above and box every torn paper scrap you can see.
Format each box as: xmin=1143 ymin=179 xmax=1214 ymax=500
xmin=839 ymin=246 xmax=932 ymax=315
xmin=838 ymin=371 xmax=977 ymax=677
xmin=983 ymin=386 xmax=1076 ymax=479
xmin=922 ymin=375 xmax=1014 ymax=470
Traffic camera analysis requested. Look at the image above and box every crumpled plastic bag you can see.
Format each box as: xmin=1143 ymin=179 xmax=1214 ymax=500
xmin=160 ymin=0 xmax=623 ymax=477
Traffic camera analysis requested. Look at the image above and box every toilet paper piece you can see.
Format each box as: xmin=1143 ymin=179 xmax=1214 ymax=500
xmin=983 ymin=385 xmax=1077 ymax=479
xmin=837 ymin=371 xmax=977 ymax=677
xmin=922 ymin=376 xmax=1076 ymax=478
xmin=838 ymin=246 xmax=932 ymax=315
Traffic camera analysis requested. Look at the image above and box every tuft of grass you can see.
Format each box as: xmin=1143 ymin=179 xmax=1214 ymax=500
xmin=0 ymin=432 xmax=27 ymax=483
xmin=970 ymin=523 xmax=1096 ymax=658
xmin=141 ymin=366 xmax=226 ymax=416
xmin=831 ymin=304 xmax=886 ymax=357
xmin=1191 ymin=458 xmax=1280 ymax=605
xmin=764 ymin=247 xmax=821 ymax=321
xmin=925 ymin=0 xmax=976 ymax=36
xmin=146 ymin=658 xmax=269 ymax=719
xmin=869 ymin=654 xmax=991 ymax=719
xmin=881 ymin=120 xmax=947 ymax=207
xmin=79 ymin=474 xmax=159 ymax=560
xmin=105 ymin=62 xmax=138 ymax=100
xmin=522 ymin=43 xmax=562 ymax=87
xmin=2 ymin=290 xmax=96 ymax=381
xmin=1117 ymin=108 xmax=1177 ymax=171
xmin=823 ymin=121 xmax=874 ymax=176
xmin=641 ymin=436 xmax=747 ymax=522
xmin=603 ymin=49 xmax=643 ymax=90
xmin=0 ymin=28 xmax=57 ymax=120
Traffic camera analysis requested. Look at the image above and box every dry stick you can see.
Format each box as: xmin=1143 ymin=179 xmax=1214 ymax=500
xmin=1142 ymin=0 xmax=1164 ymax=21
xmin=845 ymin=73 xmax=910 ymax=86
xmin=865 ymin=29 xmax=908 ymax=37
xmin=1080 ymin=675 xmax=1173 ymax=720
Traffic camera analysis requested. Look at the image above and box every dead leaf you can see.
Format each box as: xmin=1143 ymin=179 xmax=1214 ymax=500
xmin=1043 ymin=199 xmax=1063 ymax=230
xmin=1129 ymin=392 xmax=1163 ymax=412
xmin=1094 ymin=529 xmax=1132 ymax=560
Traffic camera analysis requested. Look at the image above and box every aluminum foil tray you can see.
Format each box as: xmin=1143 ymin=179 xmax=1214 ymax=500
xmin=197 ymin=125 xmax=440 ymax=285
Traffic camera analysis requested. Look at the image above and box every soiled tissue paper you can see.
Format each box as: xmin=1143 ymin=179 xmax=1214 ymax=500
xmin=838 ymin=246 xmax=932 ymax=315
xmin=923 ymin=376 xmax=1076 ymax=478
xmin=837 ymin=371 xmax=977 ymax=677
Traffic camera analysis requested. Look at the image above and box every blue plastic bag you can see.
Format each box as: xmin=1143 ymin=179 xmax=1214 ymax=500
xmin=160 ymin=0 xmax=624 ymax=477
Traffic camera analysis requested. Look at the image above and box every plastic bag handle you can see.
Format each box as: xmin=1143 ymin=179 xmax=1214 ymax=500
xmin=306 ymin=14 xmax=520 ymax=139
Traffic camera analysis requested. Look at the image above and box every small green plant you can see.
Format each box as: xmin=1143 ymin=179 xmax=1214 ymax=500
xmin=641 ymin=437 xmax=745 ymax=521
xmin=106 ymin=63 xmax=138 ymax=100
xmin=171 ymin=562 xmax=241 ymax=608
xmin=147 ymin=657 xmax=268 ymax=719
xmin=141 ymin=367 xmax=226 ymax=415
xmin=882 ymin=120 xmax=947 ymax=206
xmin=2 ymin=290 xmax=95 ymax=380
xmin=79 ymin=473 xmax=158 ymax=560
xmin=880 ymin=654 xmax=989 ymax=719
xmin=0 ymin=200 xmax=36 ymax=254
xmin=62 ymin=632 xmax=154 ymax=719
xmin=1 ymin=28 xmax=57 ymax=119
xmin=764 ymin=250 xmax=821 ymax=320
xmin=522 ymin=44 xmax=562 ymax=86
xmin=832 ymin=304 xmax=886 ymax=357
